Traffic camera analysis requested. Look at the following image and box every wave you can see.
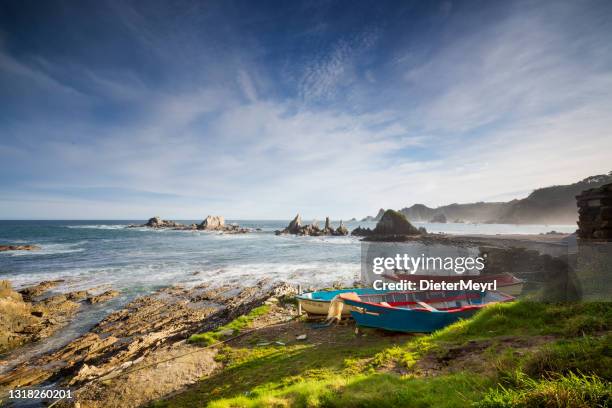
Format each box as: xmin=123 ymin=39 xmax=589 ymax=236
xmin=67 ymin=224 xmax=127 ymax=230
xmin=1 ymin=242 xmax=86 ymax=257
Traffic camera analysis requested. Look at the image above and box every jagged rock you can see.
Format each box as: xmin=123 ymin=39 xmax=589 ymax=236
xmin=430 ymin=213 xmax=447 ymax=223
xmin=287 ymin=214 xmax=302 ymax=233
xmin=352 ymin=210 xmax=425 ymax=240
xmin=336 ymin=221 xmax=349 ymax=236
xmin=0 ymin=281 xmax=296 ymax=390
xmin=0 ymin=245 xmax=40 ymax=252
xmin=87 ymin=290 xmax=120 ymax=304
xmin=1 ymin=280 xmax=114 ymax=354
xmin=361 ymin=208 xmax=385 ymax=222
xmin=276 ymin=214 xmax=348 ymax=236
xmin=19 ymin=280 xmax=64 ymax=301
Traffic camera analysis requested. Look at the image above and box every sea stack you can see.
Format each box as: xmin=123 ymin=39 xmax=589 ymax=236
xmin=352 ymin=209 xmax=424 ymax=239
xmin=276 ymin=214 xmax=348 ymax=236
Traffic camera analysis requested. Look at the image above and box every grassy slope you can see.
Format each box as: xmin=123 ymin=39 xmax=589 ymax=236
xmin=155 ymin=302 xmax=611 ymax=408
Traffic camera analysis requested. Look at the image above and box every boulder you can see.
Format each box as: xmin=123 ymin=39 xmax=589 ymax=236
xmin=199 ymin=215 xmax=225 ymax=230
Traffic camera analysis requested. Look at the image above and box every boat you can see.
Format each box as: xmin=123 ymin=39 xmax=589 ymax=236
xmin=382 ymin=272 xmax=524 ymax=296
xmin=339 ymin=290 xmax=514 ymax=333
xmin=296 ymin=288 xmax=390 ymax=316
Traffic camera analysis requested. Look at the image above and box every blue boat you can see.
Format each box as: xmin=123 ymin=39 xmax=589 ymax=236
xmin=296 ymin=288 xmax=391 ymax=316
xmin=340 ymin=290 xmax=514 ymax=332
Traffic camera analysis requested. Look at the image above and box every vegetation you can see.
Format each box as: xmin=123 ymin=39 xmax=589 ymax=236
xmin=155 ymin=301 xmax=611 ymax=407
xmin=188 ymin=305 xmax=271 ymax=346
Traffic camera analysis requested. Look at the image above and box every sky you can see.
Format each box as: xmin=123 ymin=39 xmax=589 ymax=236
xmin=0 ymin=0 xmax=611 ymax=220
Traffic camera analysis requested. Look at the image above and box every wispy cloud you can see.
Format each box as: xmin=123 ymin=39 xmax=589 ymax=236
xmin=0 ymin=0 xmax=611 ymax=219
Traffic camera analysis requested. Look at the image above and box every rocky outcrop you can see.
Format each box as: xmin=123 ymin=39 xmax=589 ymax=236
xmin=199 ymin=215 xmax=224 ymax=230
xmin=361 ymin=208 xmax=385 ymax=222
xmin=0 ymin=244 xmax=40 ymax=252
xmin=1 ymin=281 xmax=118 ymax=354
xmin=275 ymin=214 xmax=349 ymax=236
xmin=133 ymin=216 xmax=249 ymax=233
xmin=430 ymin=213 xmax=447 ymax=223
xmin=144 ymin=216 xmax=184 ymax=229
xmin=86 ymin=290 xmax=120 ymax=304
xmin=0 ymin=281 xmax=296 ymax=393
xmin=576 ymin=182 xmax=612 ymax=240
xmin=352 ymin=210 xmax=425 ymax=240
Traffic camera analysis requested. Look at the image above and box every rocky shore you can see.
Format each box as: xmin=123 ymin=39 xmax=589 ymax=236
xmin=0 ymin=280 xmax=118 ymax=354
xmin=130 ymin=215 xmax=250 ymax=233
xmin=275 ymin=214 xmax=348 ymax=236
xmin=0 ymin=279 xmax=295 ymax=407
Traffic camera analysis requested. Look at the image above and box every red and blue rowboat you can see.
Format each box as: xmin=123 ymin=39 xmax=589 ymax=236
xmin=339 ymin=290 xmax=514 ymax=333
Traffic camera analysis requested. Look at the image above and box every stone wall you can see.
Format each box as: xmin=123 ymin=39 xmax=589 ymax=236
xmin=576 ymin=182 xmax=612 ymax=240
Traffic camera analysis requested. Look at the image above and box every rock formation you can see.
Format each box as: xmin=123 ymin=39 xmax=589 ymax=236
xmin=199 ymin=215 xmax=224 ymax=230
xmin=0 ymin=280 xmax=117 ymax=354
xmin=361 ymin=208 xmax=385 ymax=222
xmin=0 ymin=244 xmax=40 ymax=252
xmin=430 ymin=213 xmax=447 ymax=223
xmin=133 ymin=215 xmax=249 ymax=233
xmin=144 ymin=216 xmax=184 ymax=228
xmin=352 ymin=209 xmax=425 ymax=239
xmin=276 ymin=214 xmax=349 ymax=236
xmin=576 ymin=182 xmax=612 ymax=240
xmin=0 ymin=281 xmax=296 ymax=393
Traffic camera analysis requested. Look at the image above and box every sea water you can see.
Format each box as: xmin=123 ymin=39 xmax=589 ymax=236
xmin=0 ymin=219 xmax=576 ymax=364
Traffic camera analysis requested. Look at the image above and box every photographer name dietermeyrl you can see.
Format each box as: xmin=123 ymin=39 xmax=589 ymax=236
xmin=371 ymin=254 xmax=496 ymax=292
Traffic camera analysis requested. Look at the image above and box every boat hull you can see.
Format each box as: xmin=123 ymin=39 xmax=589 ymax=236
xmin=348 ymin=303 xmax=478 ymax=333
xmin=296 ymin=288 xmax=389 ymax=316
xmin=342 ymin=290 xmax=514 ymax=333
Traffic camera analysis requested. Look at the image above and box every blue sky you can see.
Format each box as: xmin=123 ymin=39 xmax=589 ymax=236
xmin=1 ymin=0 xmax=611 ymax=219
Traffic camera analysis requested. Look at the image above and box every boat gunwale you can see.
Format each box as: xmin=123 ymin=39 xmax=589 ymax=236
xmin=340 ymin=291 xmax=514 ymax=314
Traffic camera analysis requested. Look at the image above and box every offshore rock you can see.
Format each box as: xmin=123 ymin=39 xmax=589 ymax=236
xmin=276 ymin=214 xmax=348 ymax=236
xmin=0 ymin=244 xmax=40 ymax=252
xmin=353 ymin=210 xmax=425 ymax=240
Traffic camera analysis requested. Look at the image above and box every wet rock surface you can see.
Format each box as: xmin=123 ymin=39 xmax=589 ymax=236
xmin=276 ymin=214 xmax=349 ymax=236
xmin=0 ymin=279 xmax=296 ymax=398
xmin=0 ymin=280 xmax=116 ymax=355
xmin=0 ymin=244 xmax=40 ymax=252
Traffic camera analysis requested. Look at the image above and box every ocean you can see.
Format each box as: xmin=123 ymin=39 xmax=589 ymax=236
xmin=0 ymin=219 xmax=577 ymax=367
xmin=0 ymin=219 xmax=577 ymax=298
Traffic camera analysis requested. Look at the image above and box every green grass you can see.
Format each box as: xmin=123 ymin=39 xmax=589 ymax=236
xmin=188 ymin=305 xmax=271 ymax=346
xmin=155 ymin=302 xmax=612 ymax=408
xmin=207 ymin=372 xmax=490 ymax=408
xmin=476 ymin=372 xmax=611 ymax=408
xmin=521 ymin=334 xmax=612 ymax=381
